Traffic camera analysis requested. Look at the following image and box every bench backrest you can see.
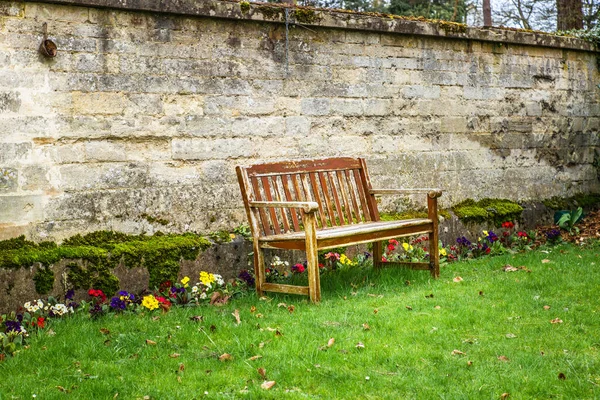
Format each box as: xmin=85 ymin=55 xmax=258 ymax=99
xmin=236 ymin=157 xmax=380 ymax=236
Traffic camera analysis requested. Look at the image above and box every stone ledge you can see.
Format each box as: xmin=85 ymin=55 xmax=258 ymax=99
xmin=23 ymin=0 xmax=598 ymax=52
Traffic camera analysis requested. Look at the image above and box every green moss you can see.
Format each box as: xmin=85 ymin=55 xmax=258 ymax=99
xmin=257 ymin=5 xmax=283 ymax=20
xmin=453 ymin=198 xmax=523 ymax=226
xmin=0 ymin=231 xmax=212 ymax=295
xmin=240 ymin=0 xmax=250 ymax=13
xmin=438 ymin=20 xmax=467 ymax=33
xmin=209 ymin=230 xmax=233 ymax=244
xmin=141 ymin=213 xmax=169 ymax=226
xmin=380 ymin=211 xmax=428 ymax=221
xmin=33 ymin=266 xmax=54 ymax=295
xmin=543 ymin=193 xmax=600 ymax=210
xmin=293 ymin=8 xmax=320 ymax=24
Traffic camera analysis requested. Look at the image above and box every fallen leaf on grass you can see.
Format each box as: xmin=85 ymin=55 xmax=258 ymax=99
xmin=232 ymin=309 xmax=241 ymax=325
xmin=277 ymin=302 xmax=287 ymax=308
xmin=258 ymin=368 xmax=267 ymax=379
xmin=250 ymin=306 xmax=256 ymax=313
xmin=543 ymin=305 xmax=551 ymax=310
xmin=219 ymin=353 xmax=232 ymax=362
xmin=169 ymin=353 xmax=180 ymax=358
xmin=179 ymin=363 xmax=185 ymax=372
xmin=210 ymin=292 xmax=230 ymax=305
xmin=434 ymin=305 xmax=441 ymax=309
xmin=406 ymin=306 xmax=413 ymax=311
xmin=287 ymin=305 xmax=295 ymax=314
xmin=503 ymin=265 xmax=519 ymax=272
xmin=255 ymin=313 xmax=263 ymax=318
xmin=451 ymin=350 xmax=466 ymax=356
xmin=152 ymin=316 xmax=160 ymax=321
xmin=453 ymin=276 xmax=463 ymax=282
xmin=56 ymin=386 xmax=67 ymax=392
xmin=145 ymin=339 xmax=157 ymax=346
xmin=47 ymin=329 xmax=56 ymax=336
xmin=501 ymin=393 xmax=510 ymax=399
xmin=209 ymin=325 xmax=216 ymax=332
xmin=248 ymin=355 xmax=262 ymax=361
xmin=190 ymin=315 xmax=204 ymax=322
xmin=373 ymin=309 xmax=379 ymax=314
xmin=362 ymin=323 xmax=370 ymax=331
xmin=558 ymin=372 xmax=566 ymax=380
xmin=479 ymin=291 xmax=484 ymax=296
xmin=356 ymin=342 xmax=365 ymax=349
xmin=275 ymin=330 xmax=283 ymax=337
xmin=261 ymin=381 xmax=276 ymax=390
xmin=542 ymin=259 xmax=551 ymax=263
xmin=551 ymin=318 xmax=563 ymax=324
xmin=0 ymin=354 xmax=5 ymax=362
xmin=467 ymin=360 xmax=473 ymax=366
xmin=498 ymin=355 xmax=510 ymax=362
xmin=505 ymin=333 xmax=517 ymax=339
xmin=100 ymin=328 xmax=110 ymax=335
xmin=327 ymin=338 xmax=335 ymax=347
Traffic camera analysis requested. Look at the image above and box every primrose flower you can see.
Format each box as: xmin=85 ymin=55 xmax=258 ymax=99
xmin=199 ymin=271 xmax=216 ymax=286
xmin=339 ymin=254 xmax=356 ymax=266
xmin=50 ymin=303 xmax=70 ymax=316
xmin=191 ymin=285 xmax=199 ymax=294
xmin=482 ymin=230 xmax=489 ymax=237
xmin=181 ymin=276 xmax=190 ymax=287
xmin=292 ymin=263 xmax=305 ymax=273
xmin=402 ymin=243 xmax=413 ymax=252
xmin=439 ymin=248 xmax=447 ymax=256
xmin=142 ymin=295 xmax=159 ymax=311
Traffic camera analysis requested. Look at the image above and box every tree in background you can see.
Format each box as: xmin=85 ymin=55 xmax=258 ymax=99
xmin=495 ymin=0 xmax=556 ymax=30
xmin=557 ymin=0 xmax=584 ymax=29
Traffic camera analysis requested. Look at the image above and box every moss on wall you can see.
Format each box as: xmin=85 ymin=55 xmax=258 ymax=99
xmin=32 ymin=266 xmax=55 ymax=295
xmin=0 ymin=231 xmax=212 ymax=293
xmin=452 ymin=198 xmax=523 ymax=225
xmin=543 ymin=193 xmax=600 ymax=210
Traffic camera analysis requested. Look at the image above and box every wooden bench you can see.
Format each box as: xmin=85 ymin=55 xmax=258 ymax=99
xmin=236 ymin=157 xmax=442 ymax=303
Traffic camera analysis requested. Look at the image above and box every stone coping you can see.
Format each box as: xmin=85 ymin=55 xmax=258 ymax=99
xmin=24 ymin=0 xmax=597 ymax=52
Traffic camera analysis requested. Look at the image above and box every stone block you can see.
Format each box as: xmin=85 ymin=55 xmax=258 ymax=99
xmin=85 ymin=140 xmax=128 ymax=162
xmin=0 ymin=142 xmax=31 ymax=163
xmin=73 ymin=92 xmax=127 ymax=115
xmin=0 ymin=194 xmax=44 ymax=223
xmin=0 ymin=91 xmax=21 ymax=113
xmin=231 ymin=116 xmax=285 ymax=137
xmin=58 ymin=163 xmax=150 ymax=191
xmin=301 ymin=98 xmax=330 ymax=116
xmin=403 ymin=85 xmax=440 ymax=99
xmin=172 ymin=138 xmax=255 ymax=160
xmin=441 ymin=117 xmax=468 ymax=133
xmin=330 ymin=99 xmax=363 ymax=116
xmin=21 ymin=165 xmax=50 ymax=191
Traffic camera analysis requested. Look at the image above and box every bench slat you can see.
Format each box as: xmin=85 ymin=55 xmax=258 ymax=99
xmin=261 ymin=176 xmax=281 ymax=235
xmin=328 ymin=171 xmax=345 ymax=226
xmin=345 ymin=169 xmax=362 ymax=223
xmin=318 ymin=171 xmax=335 ymax=228
xmin=353 ymin=169 xmax=371 ymax=222
xmin=281 ymin=174 xmax=301 ymax=231
xmin=271 ymin=175 xmax=291 ymax=233
xmin=246 ymin=157 xmax=362 ymax=176
xmin=309 ymin=172 xmax=328 ymax=228
xmin=336 ymin=170 xmax=354 ymax=224
xmin=250 ymin=176 xmax=272 ymax=236
xmin=262 ymin=283 xmax=310 ymax=295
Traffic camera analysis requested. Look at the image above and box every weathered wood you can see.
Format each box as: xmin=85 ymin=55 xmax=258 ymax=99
xmin=262 ymin=283 xmax=310 ymax=295
xmin=237 ymin=157 xmax=442 ymax=303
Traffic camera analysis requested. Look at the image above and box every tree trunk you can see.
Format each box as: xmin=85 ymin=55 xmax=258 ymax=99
xmin=557 ymin=0 xmax=584 ymax=30
xmin=482 ymin=0 xmax=492 ymax=26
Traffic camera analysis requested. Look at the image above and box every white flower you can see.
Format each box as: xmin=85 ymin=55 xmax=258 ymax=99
xmin=214 ymin=274 xmax=225 ymax=286
xmin=199 ymin=292 xmax=207 ymax=299
xmin=191 ymin=285 xmax=199 ymax=294
xmin=51 ymin=303 xmax=69 ymax=316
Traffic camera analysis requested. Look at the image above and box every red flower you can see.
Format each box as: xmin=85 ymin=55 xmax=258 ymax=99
xmin=156 ymin=296 xmax=171 ymax=306
xmin=502 ymin=221 xmax=515 ymax=229
xmin=389 ymin=239 xmax=399 ymax=246
xmin=387 ymin=244 xmax=396 ymax=252
xmin=318 ymin=263 xmax=324 ymax=269
xmin=485 ymin=248 xmax=491 ymax=254
xmin=292 ymin=263 xmax=305 ymax=273
xmin=88 ymin=289 xmax=106 ymax=302
xmin=37 ymin=317 xmax=45 ymax=328
xmin=382 ymin=256 xmax=388 ymax=262
xmin=517 ymin=231 xmax=528 ymax=238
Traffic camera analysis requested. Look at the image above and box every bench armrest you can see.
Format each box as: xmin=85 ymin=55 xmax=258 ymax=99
xmin=370 ymin=188 xmax=443 ymax=198
xmin=249 ymin=201 xmax=319 ymax=213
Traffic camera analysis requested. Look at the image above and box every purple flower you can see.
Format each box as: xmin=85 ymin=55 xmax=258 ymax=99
xmin=65 ymin=289 xmax=75 ymax=300
xmin=110 ymin=297 xmax=127 ymax=310
xmin=364 ymin=252 xmax=372 ymax=259
xmin=456 ymin=236 xmax=471 ymax=247
xmin=5 ymin=320 xmax=23 ymax=333
xmin=545 ymin=229 xmax=561 ymax=241
xmin=170 ymin=287 xmax=185 ymax=294
xmin=238 ymin=270 xmax=255 ymax=287
xmin=487 ymin=231 xmax=499 ymax=242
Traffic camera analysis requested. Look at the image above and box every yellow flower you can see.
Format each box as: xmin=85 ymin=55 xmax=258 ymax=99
xmin=482 ymin=230 xmax=489 ymax=237
xmin=439 ymin=248 xmax=447 ymax=256
xmin=181 ymin=276 xmax=190 ymax=287
xmin=142 ymin=295 xmax=159 ymax=311
xmin=339 ymin=254 xmax=357 ymax=266
xmin=200 ymin=271 xmax=216 ymax=286
xmin=402 ymin=243 xmax=413 ymax=252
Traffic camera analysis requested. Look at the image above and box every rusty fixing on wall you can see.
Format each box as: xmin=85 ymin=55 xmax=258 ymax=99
xmin=39 ymin=22 xmax=57 ymax=58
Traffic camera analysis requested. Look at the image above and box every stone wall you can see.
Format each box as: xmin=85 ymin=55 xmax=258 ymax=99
xmin=1 ymin=0 xmax=599 ymax=242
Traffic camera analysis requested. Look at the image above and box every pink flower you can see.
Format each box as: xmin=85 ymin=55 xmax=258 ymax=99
xmin=292 ymin=263 xmax=305 ymax=273
xmin=325 ymin=252 xmax=340 ymax=260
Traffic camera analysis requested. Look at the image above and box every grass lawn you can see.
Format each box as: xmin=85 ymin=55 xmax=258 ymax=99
xmin=1 ymin=242 xmax=599 ymax=399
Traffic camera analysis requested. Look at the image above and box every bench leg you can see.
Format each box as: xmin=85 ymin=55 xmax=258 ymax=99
xmin=373 ymin=241 xmax=383 ymax=269
xmin=428 ymin=195 xmax=440 ymax=278
xmin=253 ymin=240 xmax=265 ymax=297
xmin=303 ymin=212 xmax=321 ymax=303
